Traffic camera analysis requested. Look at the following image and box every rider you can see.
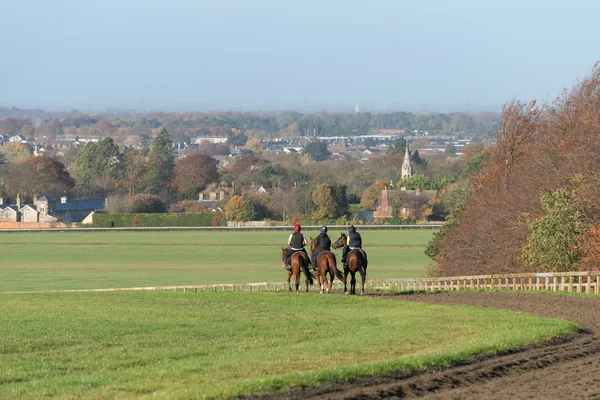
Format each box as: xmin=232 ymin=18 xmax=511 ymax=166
xmin=342 ymin=225 xmax=366 ymax=267
xmin=311 ymin=225 xmax=331 ymax=268
xmin=285 ymin=224 xmax=310 ymax=268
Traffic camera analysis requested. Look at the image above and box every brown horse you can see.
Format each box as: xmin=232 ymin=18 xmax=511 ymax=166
xmin=309 ymin=237 xmax=346 ymax=294
xmin=332 ymin=233 xmax=368 ymax=295
xmin=281 ymin=248 xmax=314 ymax=293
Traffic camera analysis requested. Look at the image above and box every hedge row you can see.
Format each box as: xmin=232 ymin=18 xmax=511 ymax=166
xmin=92 ymin=213 xmax=223 ymax=227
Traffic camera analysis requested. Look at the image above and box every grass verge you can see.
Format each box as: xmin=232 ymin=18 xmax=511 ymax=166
xmin=0 ymin=291 xmax=579 ymax=399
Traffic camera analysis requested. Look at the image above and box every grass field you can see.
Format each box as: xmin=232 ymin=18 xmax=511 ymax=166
xmin=0 ymin=230 xmax=434 ymax=292
xmin=0 ymin=291 xmax=578 ymax=399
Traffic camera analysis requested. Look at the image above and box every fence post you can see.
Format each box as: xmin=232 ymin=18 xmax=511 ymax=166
xmin=568 ymin=276 xmax=573 ymax=292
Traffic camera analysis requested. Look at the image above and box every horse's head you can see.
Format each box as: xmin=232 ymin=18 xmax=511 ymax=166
xmin=309 ymin=236 xmax=317 ymax=252
xmin=332 ymin=233 xmax=347 ymax=250
xmin=281 ymin=247 xmax=288 ymax=267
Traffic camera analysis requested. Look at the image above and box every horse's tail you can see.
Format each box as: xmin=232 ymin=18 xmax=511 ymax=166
xmin=328 ymin=255 xmax=345 ymax=282
xmin=300 ymin=257 xmax=314 ymax=285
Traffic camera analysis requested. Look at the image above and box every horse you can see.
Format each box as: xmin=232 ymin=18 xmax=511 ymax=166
xmin=281 ymin=247 xmax=314 ymax=293
xmin=309 ymin=237 xmax=346 ymax=294
xmin=332 ymin=233 xmax=368 ymax=295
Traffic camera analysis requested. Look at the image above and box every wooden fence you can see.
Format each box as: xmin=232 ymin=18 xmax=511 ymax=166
xmin=19 ymin=271 xmax=600 ymax=295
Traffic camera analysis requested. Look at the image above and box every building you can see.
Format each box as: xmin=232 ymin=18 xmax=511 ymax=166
xmin=0 ymin=194 xmax=105 ymax=224
xmin=401 ymin=142 xmax=412 ymax=179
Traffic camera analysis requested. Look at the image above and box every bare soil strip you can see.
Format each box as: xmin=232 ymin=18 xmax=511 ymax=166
xmin=264 ymin=292 xmax=600 ymax=400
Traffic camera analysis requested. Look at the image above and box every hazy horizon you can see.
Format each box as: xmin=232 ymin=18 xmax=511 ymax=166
xmin=1 ymin=0 xmax=598 ymax=113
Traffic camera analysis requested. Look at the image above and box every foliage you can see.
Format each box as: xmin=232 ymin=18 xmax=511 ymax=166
xmin=360 ymin=179 xmax=388 ymax=210
xmin=311 ymin=184 xmax=336 ymax=219
xmin=579 ymin=224 xmax=600 ymax=271
xmin=172 ymin=154 xmax=219 ymax=195
xmin=3 ymin=156 xmax=74 ymax=200
xmin=130 ymin=194 xmax=168 ymax=213
xmin=330 ymin=184 xmax=349 ymax=218
xmin=227 ymin=132 xmax=248 ymax=147
xmin=519 ymin=189 xmax=588 ymax=272
xmin=397 ymin=173 xmax=444 ymax=190
xmin=72 ymin=138 xmax=121 ymax=196
xmin=387 ymin=137 xmax=407 ymax=156
xmin=225 ymin=195 xmax=255 ymax=221
xmin=170 ymin=200 xmax=208 ymax=213
xmin=0 ymin=142 xmax=33 ymax=163
xmin=92 ymin=212 xmax=217 ymax=227
xmin=146 ymin=127 xmax=175 ymax=197
xmin=304 ymin=141 xmax=330 ymax=162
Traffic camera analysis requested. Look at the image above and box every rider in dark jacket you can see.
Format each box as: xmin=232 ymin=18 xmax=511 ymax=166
xmin=311 ymin=226 xmax=331 ymax=267
xmin=285 ymin=224 xmax=310 ymax=268
xmin=342 ymin=225 xmax=367 ymax=266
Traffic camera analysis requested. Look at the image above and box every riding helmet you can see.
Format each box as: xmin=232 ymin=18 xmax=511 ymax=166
xmin=320 ymin=226 xmax=328 ymax=234
xmin=294 ymin=224 xmax=301 ymax=232
xmin=348 ymin=225 xmax=356 ymax=233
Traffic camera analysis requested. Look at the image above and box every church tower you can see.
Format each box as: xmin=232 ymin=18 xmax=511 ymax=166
xmin=401 ymin=141 xmax=412 ymax=179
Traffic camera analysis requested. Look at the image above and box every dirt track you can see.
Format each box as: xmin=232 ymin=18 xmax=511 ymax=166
xmin=268 ymin=292 xmax=600 ymax=399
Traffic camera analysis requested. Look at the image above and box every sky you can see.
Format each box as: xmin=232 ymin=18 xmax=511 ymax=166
xmin=0 ymin=0 xmax=598 ymax=112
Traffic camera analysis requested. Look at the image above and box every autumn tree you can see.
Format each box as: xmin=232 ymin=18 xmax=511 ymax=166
xmin=146 ymin=127 xmax=175 ymax=197
xmin=0 ymin=142 xmax=33 ymax=163
xmin=360 ymin=179 xmax=387 ymax=210
xmin=244 ymin=138 xmax=263 ymax=156
xmin=119 ymin=147 xmax=148 ymax=196
xmin=312 ymin=184 xmax=336 ymax=219
xmin=4 ymin=156 xmax=75 ymax=200
xmin=130 ymin=194 xmax=167 ymax=213
xmin=225 ymin=195 xmax=255 ymax=221
xmin=172 ymin=153 xmax=219 ymax=197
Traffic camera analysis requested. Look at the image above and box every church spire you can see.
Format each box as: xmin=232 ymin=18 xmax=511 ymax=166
xmin=401 ymin=141 xmax=412 ymax=179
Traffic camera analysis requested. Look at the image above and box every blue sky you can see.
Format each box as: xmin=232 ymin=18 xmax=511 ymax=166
xmin=0 ymin=0 xmax=598 ymax=112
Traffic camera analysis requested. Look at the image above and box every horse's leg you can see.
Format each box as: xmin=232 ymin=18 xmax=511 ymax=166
xmin=287 ymin=270 xmax=292 ymax=292
xmin=295 ymin=270 xmax=300 ymax=293
xmin=343 ymin=266 xmax=349 ymax=294
xmin=359 ymin=267 xmax=366 ymax=296
xmin=351 ymin=271 xmax=357 ymax=295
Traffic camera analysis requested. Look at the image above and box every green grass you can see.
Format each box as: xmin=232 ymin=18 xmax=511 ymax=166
xmin=0 ymin=291 xmax=578 ymax=399
xmin=0 ymin=230 xmax=434 ymax=292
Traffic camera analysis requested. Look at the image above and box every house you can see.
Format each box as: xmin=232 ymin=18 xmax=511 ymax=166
xmin=53 ymin=196 xmax=106 ymax=222
xmin=9 ymin=134 xmax=27 ymax=143
xmin=257 ymin=185 xmax=273 ymax=195
xmin=283 ymin=146 xmax=303 ymax=154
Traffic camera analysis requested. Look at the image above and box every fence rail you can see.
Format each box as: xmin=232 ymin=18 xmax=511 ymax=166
xmin=0 ymin=224 xmax=442 ymax=233
xmin=8 ymin=271 xmax=600 ymax=295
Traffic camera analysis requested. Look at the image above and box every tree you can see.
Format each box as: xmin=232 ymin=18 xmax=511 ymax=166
xmin=244 ymin=138 xmax=263 ymax=156
xmin=387 ymin=137 xmax=406 ymax=156
xmin=363 ymin=137 xmax=376 ymax=148
xmin=130 ymin=194 xmax=167 ymax=213
xmin=519 ymin=189 xmax=588 ymax=272
xmin=4 ymin=156 xmax=75 ymax=199
xmin=172 ymin=154 xmax=219 ymax=199
xmin=304 ymin=141 xmax=330 ymax=162
xmin=312 ymin=184 xmax=336 ymax=219
xmin=119 ymin=147 xmax=148 ymax=196
xmin=444 ymin=142 xmax=456 ymax=155
xmin=225 ymin=195 xmax=255 ymax=221
xmin=331 ymin=184 xmax=349 ymax=218
xmin=72 ymin=138 xmax=121 ymax=196
xmin=360 ymin=179 xmax=387 ymax=210
xmin=146 ymin=127 xmax=175 ymax=197
xmin=0 ymin=142 xmax=33 ymax=163
xmin=227 ymin=132 xmax=248 ymax=147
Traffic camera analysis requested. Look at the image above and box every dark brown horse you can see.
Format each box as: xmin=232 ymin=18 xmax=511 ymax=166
xmin=332 ymin=233 xmax=368 ymax=295
xmin=309 ymin=237 xmax=345 ymax=294
xmin=281 ymin=248 xmax=314 ymax=293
